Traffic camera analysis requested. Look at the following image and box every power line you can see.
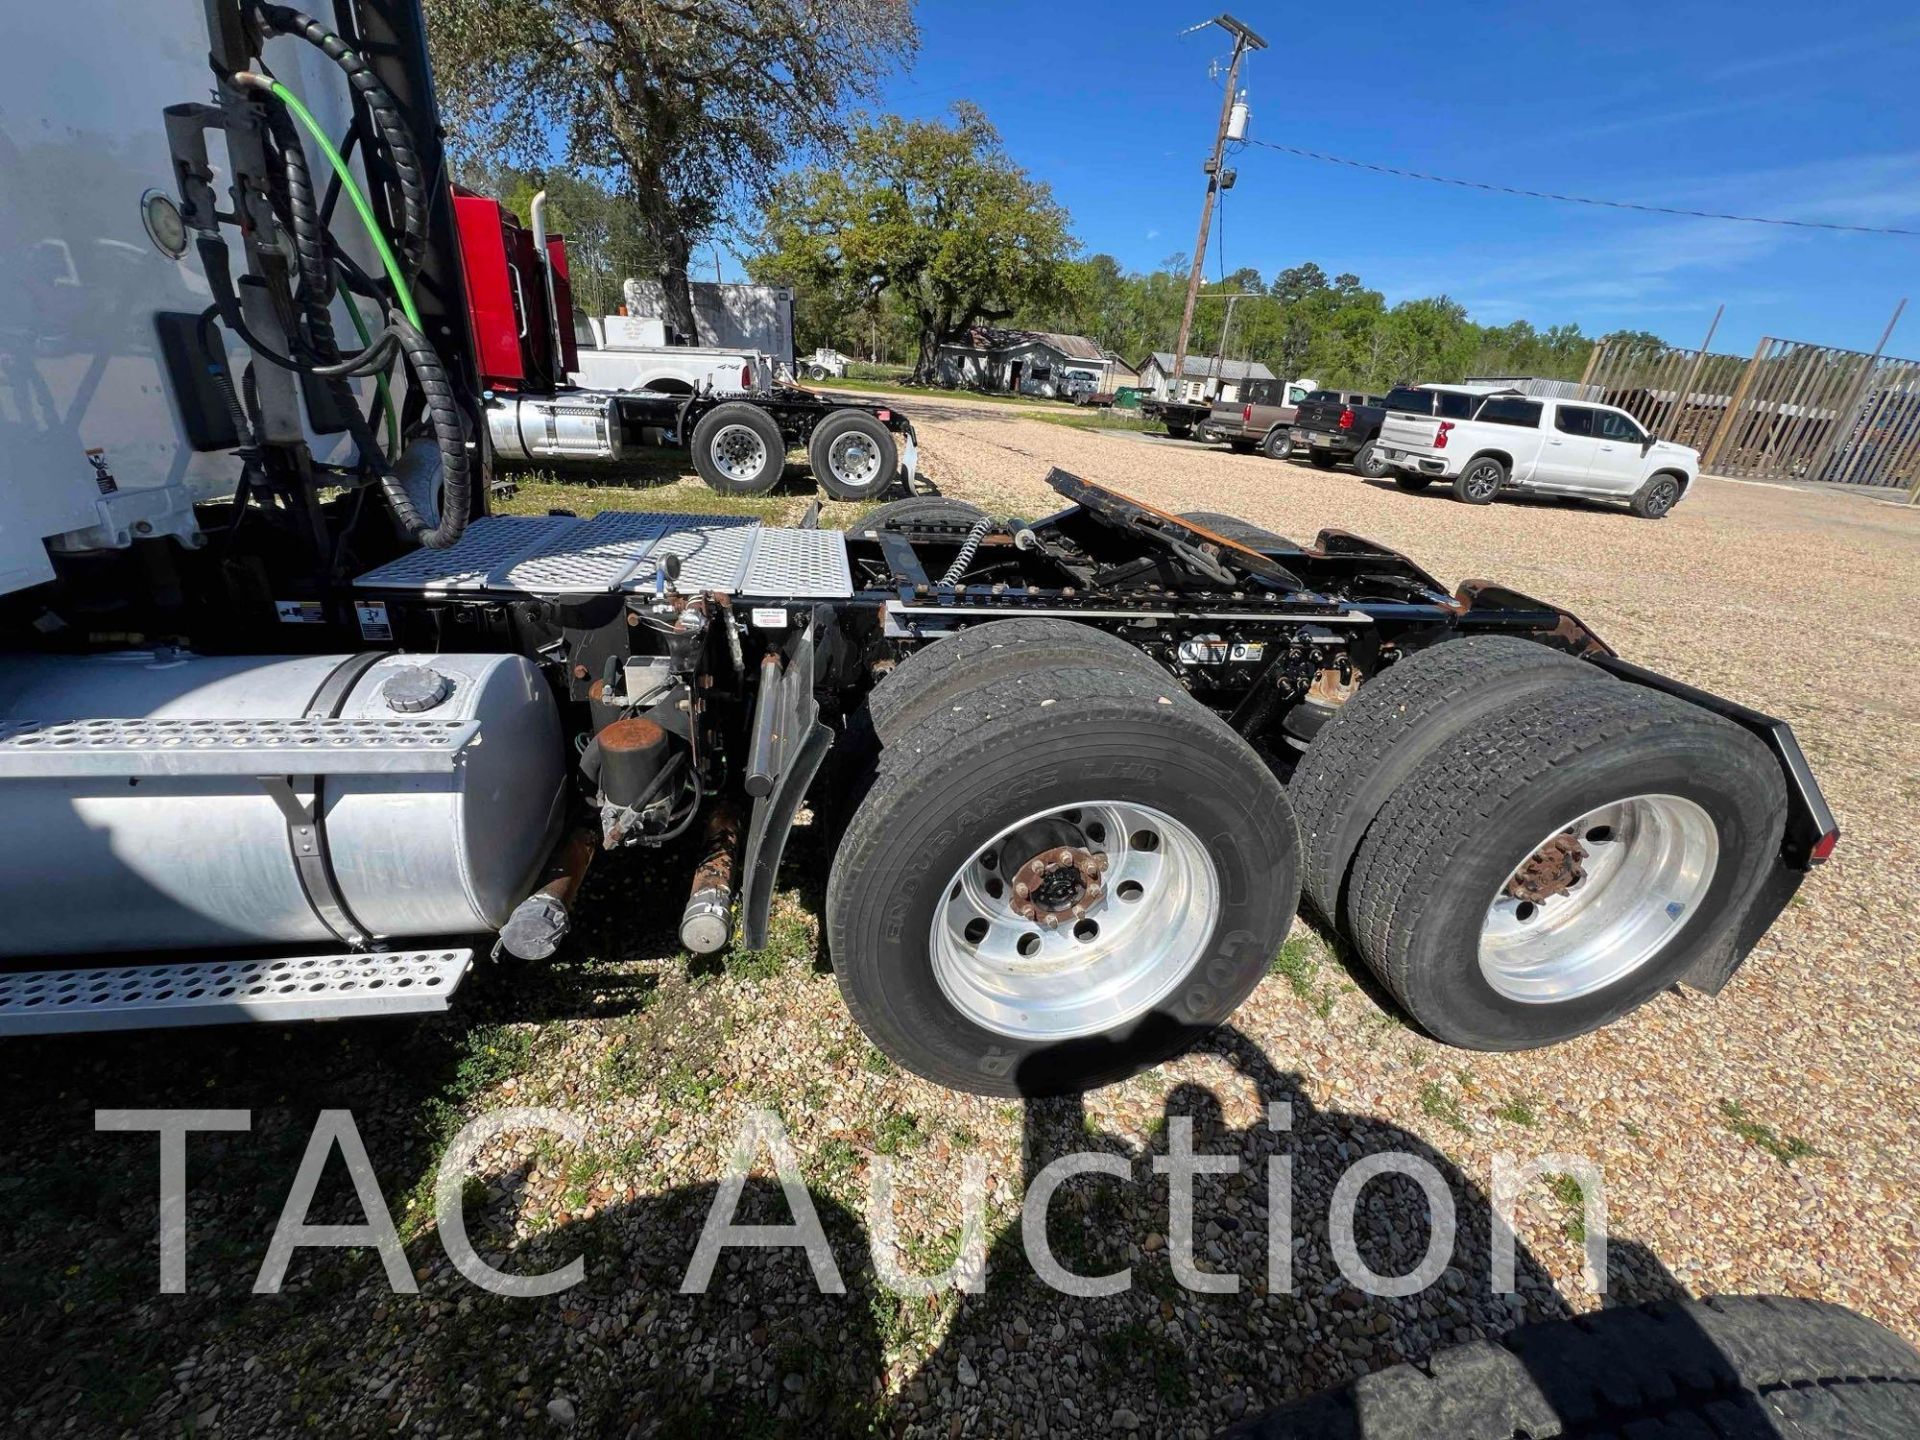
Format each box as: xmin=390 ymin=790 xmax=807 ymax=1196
xmin=1243 ymin=140 xmax=1920 ymax=237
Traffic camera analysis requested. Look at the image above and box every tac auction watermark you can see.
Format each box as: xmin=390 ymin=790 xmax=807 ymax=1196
xmin=93 ymin=1105 xmax=1608 ymax=1301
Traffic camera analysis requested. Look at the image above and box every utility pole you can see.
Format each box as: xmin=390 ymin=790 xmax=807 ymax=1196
xmin=1172 ymin=14 xmax=1266 ymax=397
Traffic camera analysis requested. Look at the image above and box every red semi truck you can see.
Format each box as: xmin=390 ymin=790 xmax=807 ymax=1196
xmin=453 ymin=187 xmax=916 ymax=500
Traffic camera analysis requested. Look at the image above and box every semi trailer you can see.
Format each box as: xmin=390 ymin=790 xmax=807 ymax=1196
xmin=0 ymin=0 xmax=1835 ymax=1096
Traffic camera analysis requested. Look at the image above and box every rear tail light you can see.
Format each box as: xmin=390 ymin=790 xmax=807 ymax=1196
xmin=875 ymin=409 xmax=891 ymax=422
xmin=741 ymin=363 xmax=753 ymax=389
xmin=1338 ymin=407 xmax=1355 ymax=430
xmin=1810 ymin=828 xmax=1840 ymax=863
xmin=1242 ymin=404 xmax=1253 ymax=423
xmin=1435 ymin=421 xmax=1455 ymax=450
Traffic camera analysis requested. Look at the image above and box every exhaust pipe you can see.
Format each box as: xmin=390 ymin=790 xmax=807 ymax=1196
xmin=528 ymin=189 xmax=568 ymax=378
xmin=679 ymin=800 xmax=744 ymax=955
xmin=497 ymin=826 xmax=598 ymax=961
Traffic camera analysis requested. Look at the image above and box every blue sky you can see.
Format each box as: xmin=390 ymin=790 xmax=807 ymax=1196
xmin=863 ymin=1 xmax=1920 ymax=356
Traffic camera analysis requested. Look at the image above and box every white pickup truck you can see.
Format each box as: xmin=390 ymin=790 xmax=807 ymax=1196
xmin=1377 ymin=389 xmax=1700 ymax=519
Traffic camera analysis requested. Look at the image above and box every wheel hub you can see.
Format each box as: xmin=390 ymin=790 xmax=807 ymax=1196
xmin=1479 ymin=794 xmax=1720 ymax=1004
xmin=1008 ymin=844 xmax=1108 ymax=925
xmin=929 ymin=801 xmax=1220 ymax=1040
xmin=1505 ymin=831 xmax=1586 ymax=904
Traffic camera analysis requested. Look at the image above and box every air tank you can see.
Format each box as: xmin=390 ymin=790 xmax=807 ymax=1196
xmin=0 ymin=650 xmax=566 ymax=958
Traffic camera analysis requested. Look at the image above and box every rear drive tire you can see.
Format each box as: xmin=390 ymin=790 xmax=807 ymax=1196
xmin=827 ymin=665 xmax=1300 ymax=1095
xmin=1262 ymin=428 xmax=1291 ymax=460
xmin=1393 ymin=474 xmax=1433 ymax=492
xmin=1452 ymin=455 xmax=1507 ymax=504
xmin=689 ymin=402 xmax=786 ymax=496
xmin=808 ymin=410 xmax=899 ymax=501
xmin=1354 ymin=440 xmax=1390 ymax=479
xmin=1631 ymin=471 xmax=1683 ymax=519
xmin=1307 ymin=451 xmax=1340 ymax=470
xmin=1289 ymin=637 xmax=1602 ymax=929
xmin=865 ymin=617 xmax=1162 ymax=751
xmin=1225 ymin=1296 xmax=1920 ymax=1440
xmin=1344 ymin=682 xmax=1787 ymax=1049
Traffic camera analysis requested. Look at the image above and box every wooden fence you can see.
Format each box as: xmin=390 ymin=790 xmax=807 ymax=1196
xmin=1569 ymin=331 xmax=1920 ymax=494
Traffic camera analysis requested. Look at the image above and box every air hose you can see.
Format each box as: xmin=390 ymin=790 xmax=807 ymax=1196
xmin=226 ymin=63 xmax=468 ymax=548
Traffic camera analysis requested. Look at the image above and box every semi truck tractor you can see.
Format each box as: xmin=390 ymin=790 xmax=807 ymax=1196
xmin=0 ymin=0 xmax=1835 ymax=1095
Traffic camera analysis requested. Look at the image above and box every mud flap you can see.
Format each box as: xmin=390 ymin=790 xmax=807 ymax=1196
xmin=739 ymin=611 xmax=834 ymax=950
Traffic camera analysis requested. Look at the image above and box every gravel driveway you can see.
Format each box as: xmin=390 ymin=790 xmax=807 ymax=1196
xmin=4 ymin=399 xmax=1915 ymax=1438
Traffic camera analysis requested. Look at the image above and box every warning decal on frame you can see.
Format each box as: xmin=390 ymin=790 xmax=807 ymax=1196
xmin=355 ymin=601 xmax=394 ymax=641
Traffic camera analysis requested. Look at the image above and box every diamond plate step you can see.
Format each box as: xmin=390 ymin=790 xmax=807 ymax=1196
xmin=0 ymin=949 xmax=474 ymax=1035
xmin=0 ymin=717 xmax=481 ymax=779
xmin=352 ymin=511 xmax=852 ymax=598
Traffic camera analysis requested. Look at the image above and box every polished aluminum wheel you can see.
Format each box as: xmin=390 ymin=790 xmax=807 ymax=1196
xmin=710 ymin=423 xmax=768 ymax=482
xmin=1479 ymin=794 xmax=1718 ymax=1004
xmin=826 ymin=430 xmax=883 ymax=488
xmin=930 ymin=801 xmax=1219 ymax=1040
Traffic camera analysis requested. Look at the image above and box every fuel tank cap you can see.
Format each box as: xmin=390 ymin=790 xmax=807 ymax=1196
xmin=381 ymin=665 xmax=455 ymax=713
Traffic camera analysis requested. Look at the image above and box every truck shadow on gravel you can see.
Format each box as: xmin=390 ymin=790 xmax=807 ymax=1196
xmin=2 ymin=1015 xmax=1706 ymax=1437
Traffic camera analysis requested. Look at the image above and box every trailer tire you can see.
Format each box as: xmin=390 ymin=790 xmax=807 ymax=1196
xmin=1164 ymin=423 xmax=1193 ymax=439
xmin=828 ymin=666 xmax=1300 ymax=1095
xmin=1354 ymin=440 xmax=1390 ymax=479
xmin=1344 ymin=682 xmax=1786 ymax=1050
xmin=1453 ymin=455 xmax=1507 ymax=504
xmin=858 ymin=496 xmax=988 ymax=534
xmin=1224 ymin=1296 xmax=1920 ymax=1440
xmin=1393 ymin=474 xmax=1432 ymax=492
xmin=808 ymin=411 xmax=900 ymax=501
xmin=1308 ymin=451 xmax=1340 ymax=469
xmin=1290 ymin=636 xmax=1601 ymax=929
xmin=690 ymin=402 xmax=787 ymax=496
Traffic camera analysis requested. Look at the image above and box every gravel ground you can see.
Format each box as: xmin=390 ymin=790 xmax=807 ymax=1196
xmin=2 ymin=401 xmax=1915 ymax=1438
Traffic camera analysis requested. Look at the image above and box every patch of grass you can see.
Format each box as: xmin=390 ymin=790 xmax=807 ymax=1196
xmin=1269 ymin=934 xmax=1337 ymax=1020
xmin=815 ymin=1136 xmax=862 ymax=1191
xmin=821 ymin=377 xmax=1045 ymax=407
xmin=496 ymin=474 xmax=877 ymax=530
xmin=1622 ymin=1120 xmax=1646 ymax=1141
xmin=873 ymin=1110 xmax=923 ymax=1156
xmin=1718 ymin=1099 xmax=1818 ymax=1165
xmin=1546 ymin=1172 xmax=1589 ymax=1243
xmin=861 ymin=1045 xmax=895 ymax=1077
xmin=950 ymin=1124 xmax=979 ymax=1149
xmin=1417 ymin=1081 xmax=1472 ymax=1135
xmin=660 ymin=1060 xmax=725 ymax=1113
xmin=1027 ymin=410 xmax=1164 ymax=435
xmin=723 ymin=902 xmax=814 ymax=980
xmin=1494 ymin=1095 xmax=1540 ymax=1127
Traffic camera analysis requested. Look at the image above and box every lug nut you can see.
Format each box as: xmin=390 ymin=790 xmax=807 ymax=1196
xmin=1013 ymin=882 xmax=1030 ymax=898
xmin=1041 ymin=913 xmax=1060 ymax=928
xmin=1056 ymin=849 xmax=1074 ymax=864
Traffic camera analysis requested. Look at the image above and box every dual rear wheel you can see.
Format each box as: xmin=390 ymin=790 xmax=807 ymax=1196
xmin=825 ymin=626 xmax=1786 ymax=1094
